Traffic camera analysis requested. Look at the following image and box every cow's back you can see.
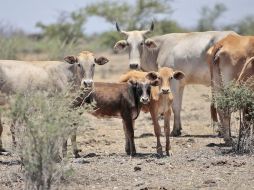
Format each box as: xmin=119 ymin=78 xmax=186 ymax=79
xmin=92 ymin=82 xmax=135 ymax=117
xmin=0 ymin=60 xmax=70 ymax=94
xmin=155 ymin=31 xmax=238 ymax=86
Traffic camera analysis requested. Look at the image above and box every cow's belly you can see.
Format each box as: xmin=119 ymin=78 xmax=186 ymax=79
xmin=161 ymin=57 xmax=211 ymax=86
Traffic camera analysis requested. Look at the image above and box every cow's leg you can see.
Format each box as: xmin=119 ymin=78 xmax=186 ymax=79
xmin=10 ymin=121 xmax=17 ymax=147
xmin=122 ymin=116 xmax=136 ymax=156
xmin=122 ymin=120 xmax=131 ymax=155
xmin=0 ymin=115 xmax=5 ymax=152
xmin=70 ymin=129 xmax=81 ymax=158
xmin=149 ymin=102 xmax=162 ymax=155
xmin=217 ymin=109 xmax=232 ymax=145
xmin=62 ymin=139 xmax=68 ymax=158
xmin=164 ymin=109 xmax=172 ymax=156
xmin=171 ymin=80 xmax=185 ymax=136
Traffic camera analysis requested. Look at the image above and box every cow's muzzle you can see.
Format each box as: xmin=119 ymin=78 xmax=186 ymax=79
xmin=162 ymin=88 xmax=170 ymax=94
xmin=129 ymin=63 xmax=139 ymax=70
xmin=82 ymin=79 xmax=93 ymax=88
xmin=140 ymin=96 xmax=149 ymax=104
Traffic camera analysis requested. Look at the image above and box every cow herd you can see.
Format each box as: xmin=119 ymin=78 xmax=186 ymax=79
xmin=1 ymin=22 xmax=254 ymax=158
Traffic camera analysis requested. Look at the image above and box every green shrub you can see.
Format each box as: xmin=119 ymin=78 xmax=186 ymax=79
xmin=9 ymin=91 xmax=85 ymax=190
xmin=215 ymin=80 xmax=254 ymax=153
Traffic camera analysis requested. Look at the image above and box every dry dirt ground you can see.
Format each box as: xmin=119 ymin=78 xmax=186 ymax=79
xmin=1 ymin=52 xmax=254 ymax=190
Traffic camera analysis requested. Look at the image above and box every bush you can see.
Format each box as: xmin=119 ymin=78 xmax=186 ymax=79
xmin=215 ymin=80 xmax=254 ymax=154
xmin=9 ymin=91 xmax=85 ymax=190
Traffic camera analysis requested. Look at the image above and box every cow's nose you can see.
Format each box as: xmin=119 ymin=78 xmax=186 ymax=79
xmin=83 ymin=80 xmax=93 ymax=88
xmin=129 ymin=64 xmax=139 ymax=70
xmin=140 ymin=97 xmax=149 ymax=104
xmin=162 ymin=88 xmax=170 ymax=94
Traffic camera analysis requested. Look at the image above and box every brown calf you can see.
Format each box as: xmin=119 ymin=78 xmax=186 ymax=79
xmin=120 ymin=67 xmax=185 ymax=156
xmin=66 ymin=79 xmax=158 ymax=157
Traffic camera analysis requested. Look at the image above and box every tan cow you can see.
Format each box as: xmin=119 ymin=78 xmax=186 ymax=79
xmin=0 ymin=51 xmax=109 ymax=151
xmin=207 ymin=34 xmax=254 ymax=144
xmin=120 ymin=67 xmax=185 ymax=156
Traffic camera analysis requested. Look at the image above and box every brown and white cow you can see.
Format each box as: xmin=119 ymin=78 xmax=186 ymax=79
xmin=0 ymin=51 xmax=109 ymax=150
xmin=120 ymin=67 xmax=185 ymax=156
xmin=207 ymin=34 xmax=254 ymax=144
xmin=66 ymin=79 xmax=159 ymax=157
xmin=114 ymin=22 xmax=237 ymax=137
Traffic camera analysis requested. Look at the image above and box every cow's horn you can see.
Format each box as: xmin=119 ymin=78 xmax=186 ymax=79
xmin=150 ymin=21 xmax=154 ymax=31
xmin=116 ymin=22 xmax=121 ymax=32
xmin=116 ymin=22 xmax=128 ymax=36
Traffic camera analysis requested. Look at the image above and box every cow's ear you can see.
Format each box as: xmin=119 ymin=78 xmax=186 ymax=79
xmin=146 ymin=71 xmax=159 ymax=81
xmin=144 ymin=39 xmax=157 ymax=49
xmin=128 ymin=79 xmax=137 ymax=87
xmin=64 ymin=56 xmax=78 ymax=64
xmin=114 ymin=40 xmax=128 ymax=51
xmin=173 ymin=71 xmax=185 ymax=80
xmin=150 ymin=79 xmax=160 ymax=86
xmin=95 ymin=56 xmax=109 ymax=65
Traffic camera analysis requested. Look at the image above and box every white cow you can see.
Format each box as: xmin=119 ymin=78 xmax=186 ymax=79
xmin=0 ymin=51 xmax=109 ymax=153
xmin=114 ymin=22 xmax=237 ymax=138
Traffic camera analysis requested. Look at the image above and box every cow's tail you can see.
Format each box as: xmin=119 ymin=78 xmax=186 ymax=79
xmin=236 ymin=56 xmax=254 ymax=84
xmin=207 ymin=43 xmax=223 ymax=124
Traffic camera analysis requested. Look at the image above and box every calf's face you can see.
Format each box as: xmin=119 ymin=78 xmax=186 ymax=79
xmin=64 ymin=51 xmax=109 ymax=87
xmin=146 ymin=67 xmax=185 ymax=95
xmin=129 ymin=79 xmax=159 ymax=104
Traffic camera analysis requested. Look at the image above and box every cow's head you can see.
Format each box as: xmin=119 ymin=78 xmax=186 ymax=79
xmin=114 ymin=22 xmax=157 ymax=70
xmin=64 ymin=51 xmax=109 ymax=88
xmin=146 ymin=67 xmax=185 ymax=95
xmin=129 ymin=77 xmax=159 ymax=105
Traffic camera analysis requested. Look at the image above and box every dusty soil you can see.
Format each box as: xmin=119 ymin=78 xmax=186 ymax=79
xmin=1 ymin=52 xmax=254 ymax=190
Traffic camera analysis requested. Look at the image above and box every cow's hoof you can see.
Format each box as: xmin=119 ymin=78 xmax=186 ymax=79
xmin=157 ymin=147 xmax=163 ymax=156
xmin=171 ymin=130 xmax=181 ymax=137
xmin=166 ymin=150 xmax=173 ymax=157
xmin=74 ymin=149 xmax=82 ymax=158
xmin=224 ymin=138 xmax=233 ymax=146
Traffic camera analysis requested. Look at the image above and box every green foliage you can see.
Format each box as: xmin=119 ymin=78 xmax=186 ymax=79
xmin=85 ymin=0 xmax=172 ymax=30
xmin=154 ymin=20 xmax=188 ymax=34
xmin=9 ymin=91 xmax=84 ymax=189
xmin=197 ymin=3 xmax=226 ymax=31
xmin=227 ymin=16 xmax=254 ymax=35
xmin=215 ymin=80 xmax=254 ymax=153
xmin=36 ymin=10 xmax=86 ymax=44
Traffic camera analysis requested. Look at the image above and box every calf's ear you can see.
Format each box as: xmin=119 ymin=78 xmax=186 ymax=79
xmin=146 ymin=71 xmax=159 ymax=81
xmin=144 ymin=39 xmax=157 ymax=49
xmin=64 ymin=56 xmax=78 ymax=64
xmin=114 ymin=40 xmax=128 ymax=52
xmin=128 ymin=79 xmax=137 ymax=87
xmin=150 ymin=79 xmax=160 ymax=86
xmin=173 ymin=71 xmax=185 ymax=80
xmin=95 ymin=56 xmax=109 ymax=65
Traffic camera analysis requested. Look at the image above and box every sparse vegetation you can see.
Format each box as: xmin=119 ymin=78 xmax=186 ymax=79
xmin=215 ymin=80 xmax=254 ymax=154
xmin=9 ymin=91 xmax=85 ymax=190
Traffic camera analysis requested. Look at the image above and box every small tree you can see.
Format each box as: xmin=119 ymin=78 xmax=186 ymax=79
xmin=85 ymin=0 xmax=172 ymax=30
xmin=36 ymin=10 xmax=86 ymax=44
xmin=215 ymin=80 xmax=254 ymax=154
xmin=197 ymin=3 xmax=226 ymax=31
xmin=10 ymin=91 xmax=84 ymax=190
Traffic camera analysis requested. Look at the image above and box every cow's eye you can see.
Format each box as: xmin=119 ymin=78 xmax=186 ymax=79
xmin=77 ymin=63 xmax=81 ymax=67
xmin=92 ymin=63 xmax=95 ymax=67
xmin=140 ymin=42 xmax=144 ymax=46
xmin=169 ymin=76 xmax=173 ymax=80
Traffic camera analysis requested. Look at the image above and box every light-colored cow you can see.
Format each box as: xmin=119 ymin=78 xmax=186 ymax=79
xmin=114 ymin=22 xmax=237 ymax=137
xmin=0 ymin=51 xmax=109 ymax=151
xmin=207 ymin=34 xmax=254 ymax=144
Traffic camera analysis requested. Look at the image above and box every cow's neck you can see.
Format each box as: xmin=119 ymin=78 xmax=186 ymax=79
xmin=140 ymin=44 xmax=159 ymax=72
